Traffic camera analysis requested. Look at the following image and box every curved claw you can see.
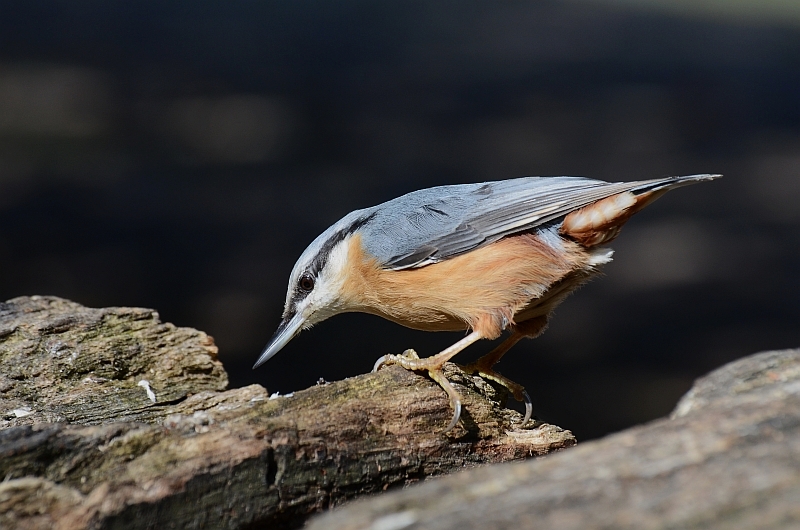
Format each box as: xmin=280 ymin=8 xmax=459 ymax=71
xmin=372 ymin=347 xmax=467 ymax=433
xmin=461 ymin=363 xmax=533 ymax=427
xmin=445 ymin=398 xmax=462 ymax=433
xmin=373 ymin=355 xmax=390 ymax=373
xmin=520 ymin=389 xmax=532 ymax=427
xmin=374 ymin=350 xmax=421 ymax=373
xmin=427 ymin=368 xmax=462 ymax=433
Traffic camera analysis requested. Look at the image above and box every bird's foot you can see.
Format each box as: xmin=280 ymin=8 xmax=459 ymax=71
xmin=373 ymin=349 xmax=463 ymax=433
xmin=461 ymin=360 xmax=532 ymax=427
xmin=372 ymin=349 xmax=420 ymax=371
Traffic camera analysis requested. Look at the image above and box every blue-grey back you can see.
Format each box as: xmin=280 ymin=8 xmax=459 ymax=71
xmin=299 ymin=174 xmax=718 ymax=273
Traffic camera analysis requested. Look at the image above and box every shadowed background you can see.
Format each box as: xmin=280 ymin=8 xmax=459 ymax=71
xmin=1 ymin=0 xmax=798 ymax=440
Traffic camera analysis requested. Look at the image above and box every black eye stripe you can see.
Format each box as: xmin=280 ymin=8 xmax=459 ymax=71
xmin=292 ymin=213 xmax=375 ymax=307
xmin=309 ymin=212 xmax=376 ymax=277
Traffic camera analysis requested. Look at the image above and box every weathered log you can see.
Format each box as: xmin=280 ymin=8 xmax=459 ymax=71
xmin=309 ymin=348 xmax=800 ymax=530
xmin=0 ymin=296 xmax=228 ymax=428
xmin=0 ymin=296 xmax=575 ymax=529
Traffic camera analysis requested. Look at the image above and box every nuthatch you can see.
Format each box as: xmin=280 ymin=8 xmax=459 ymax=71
xmin=254 ymin=174 xmax=720 ymax=431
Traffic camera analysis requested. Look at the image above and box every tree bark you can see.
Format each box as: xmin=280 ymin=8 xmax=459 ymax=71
xmin=0 ymin=296 xmax=575 ymax=530
xmin=309 ymin=348 xmax=800 ymax=530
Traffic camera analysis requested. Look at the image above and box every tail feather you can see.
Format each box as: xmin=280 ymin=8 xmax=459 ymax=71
xmin=561 ymin=174 xmax=721 ymax=247
xmin=630 ymin=174 xmax=722 ymax=195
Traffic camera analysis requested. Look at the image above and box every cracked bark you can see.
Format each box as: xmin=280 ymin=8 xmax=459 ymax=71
xmin=310 ymin=348 xmax=800 ymax=530
xmin=0 ymin=296 xmax=575 ymax=530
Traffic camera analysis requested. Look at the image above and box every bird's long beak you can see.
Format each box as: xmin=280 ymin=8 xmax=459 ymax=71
xmin=253 ymin=311 xmax=305 ymax=369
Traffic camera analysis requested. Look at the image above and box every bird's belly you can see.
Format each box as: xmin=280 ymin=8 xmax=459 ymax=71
xmin=512 ymin=267 xmax=599 ymax=323
xmin=365 ymin=306 xmax=469 ymax=332
xmin=345 ymin=231 xmax=599 ymax=337
xmin=372 ymin=267 xmax=600 ymax=333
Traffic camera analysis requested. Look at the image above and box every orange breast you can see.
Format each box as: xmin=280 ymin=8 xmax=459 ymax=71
xmin=341 ymin=232 xmax=591 ymax=339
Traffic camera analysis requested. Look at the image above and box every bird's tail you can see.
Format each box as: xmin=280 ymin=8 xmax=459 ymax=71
xmin=561 ymin=174 xmax=721 ymax=247
xmin=630 ymin=173 xmax=722 ymax=195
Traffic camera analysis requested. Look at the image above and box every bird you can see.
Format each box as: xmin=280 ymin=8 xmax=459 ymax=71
xmin=254 ymin=173 xmax=720 ymax=431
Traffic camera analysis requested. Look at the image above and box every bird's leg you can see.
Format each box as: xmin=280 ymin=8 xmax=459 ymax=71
xmin=373 ymin=330 xmax=484 ymax=432
xmin=460 ymin=316 xmax=548 ymax=427
xmin=460 ymin=332 xmax=532 ymax=425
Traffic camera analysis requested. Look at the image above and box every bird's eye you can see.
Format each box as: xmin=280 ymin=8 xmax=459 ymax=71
xmin=298 ymin=273 xmax=315 ymax=292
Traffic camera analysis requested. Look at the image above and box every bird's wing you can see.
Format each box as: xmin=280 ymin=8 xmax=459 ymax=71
xmin=364 ymin=175 xmax=718 ymax=269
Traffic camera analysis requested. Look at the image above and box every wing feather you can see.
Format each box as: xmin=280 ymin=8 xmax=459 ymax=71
xmin=362 ymin=174 xmax=719 ymax=269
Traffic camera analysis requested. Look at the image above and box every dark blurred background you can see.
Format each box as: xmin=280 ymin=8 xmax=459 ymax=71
xmin=1 ymin=1 xmax=798 ymax=440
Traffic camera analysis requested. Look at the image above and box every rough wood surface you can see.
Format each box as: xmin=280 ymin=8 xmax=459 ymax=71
xmin=0 ymin=296 xmax=575 ymax=530
xmin=0 ymin=296 xmax=228 ymax=428
xmin=310 ymin=348 xmax=800 ymax=530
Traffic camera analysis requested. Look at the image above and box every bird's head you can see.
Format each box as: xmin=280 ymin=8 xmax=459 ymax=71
xmin=253 ymin=210 xmax=374 ymax=368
